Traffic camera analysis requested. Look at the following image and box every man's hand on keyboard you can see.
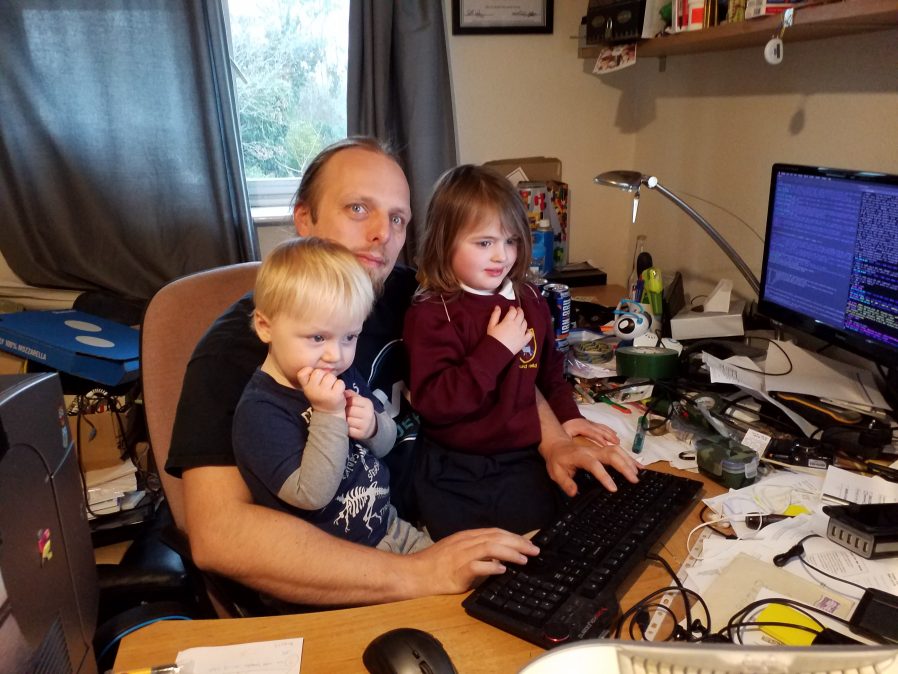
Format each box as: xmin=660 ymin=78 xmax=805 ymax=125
xmin=540 ymin=435 xmax=640 ymax=497
xmin=410 ymin=528 xmax=540 ymax=595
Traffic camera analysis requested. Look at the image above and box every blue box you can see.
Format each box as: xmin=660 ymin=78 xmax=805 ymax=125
xmin=0 ymin=310 xmax=139 ymax=386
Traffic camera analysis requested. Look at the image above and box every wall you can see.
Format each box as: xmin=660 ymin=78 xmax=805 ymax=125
xmin=446 ymin=1 xmax=637 ymax=286
xmin=446 ymin=2 xmax=898 ymax=303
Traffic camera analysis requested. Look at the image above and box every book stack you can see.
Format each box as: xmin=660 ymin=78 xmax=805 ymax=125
xmin=84 ymin=459 xmax=145 ymax=519
xmin=745 ymin=0 xmax=804 ymax=18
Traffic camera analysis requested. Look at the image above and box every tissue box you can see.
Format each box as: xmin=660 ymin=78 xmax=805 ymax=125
xmin=0 ymin=310 xmax=139 ymax=386
xmin=669 ymin=300 xmax=745 ymax=340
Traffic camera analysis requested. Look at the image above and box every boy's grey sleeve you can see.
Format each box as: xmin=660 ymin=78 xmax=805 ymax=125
xmin=364 ymin=410 xmax=397 ymax=458
xmin=276 ymin=412 xmax=349 ymax=510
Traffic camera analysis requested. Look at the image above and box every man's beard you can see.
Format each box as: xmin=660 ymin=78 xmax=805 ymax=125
xmin=366 ymin=268 xmax=387 ymax=298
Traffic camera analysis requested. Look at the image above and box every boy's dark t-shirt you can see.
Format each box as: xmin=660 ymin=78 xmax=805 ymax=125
xmin=233 ymin=367 xmax=391 ymax=546
xmin=165 ymin=264 xmax=420 ymax=518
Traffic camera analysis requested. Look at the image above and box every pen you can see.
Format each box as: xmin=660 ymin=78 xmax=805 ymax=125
xmin=598 ymin=395 xmax=631 ymax=414
xmin=118 ymin=665 xmax=180 ymax=674
xmin=632 ymin=415 xmax=647 ymax=454
xmin=864 ymin=462 xmax=898 ymax=483
xmin=572 ymin=382 xmax=595 ymax=403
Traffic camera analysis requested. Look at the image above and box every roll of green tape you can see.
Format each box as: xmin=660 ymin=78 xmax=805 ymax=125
xmin=615 ymin=346 xmax=680 ymax=379
xmin=572 ymin=339 xmax=613 ymax=364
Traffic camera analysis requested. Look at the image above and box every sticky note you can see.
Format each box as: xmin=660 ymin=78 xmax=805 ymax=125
xmin=757 ymin=604 xmax=820 ymax=645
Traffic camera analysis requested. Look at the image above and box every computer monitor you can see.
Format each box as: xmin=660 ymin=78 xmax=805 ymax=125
xmin=757 ymin=163 xmax=898 ymax=405
xmin=0 ymin=373 xmax=98 ymax=674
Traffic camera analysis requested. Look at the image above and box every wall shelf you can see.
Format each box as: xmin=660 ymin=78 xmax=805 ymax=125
xmin=578 ymin=0 xmax=898 ymax=58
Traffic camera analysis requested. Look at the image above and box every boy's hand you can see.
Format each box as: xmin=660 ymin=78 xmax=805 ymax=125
xmin=344 ymin=390 xmax=377 ymax=440
xmin=297 ymin=367 xmax=346 ymax=416
xmin=486 ymin=305 xmax=530 ymax=355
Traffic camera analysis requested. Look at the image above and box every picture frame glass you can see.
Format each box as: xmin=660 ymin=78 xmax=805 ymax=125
xmin=454 ymin=0 xmax=553 ymax=34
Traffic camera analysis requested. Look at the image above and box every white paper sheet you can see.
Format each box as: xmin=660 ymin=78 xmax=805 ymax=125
xmin=579 ymin=403 xmax=698 ymax=470
xmin=764 ymin=340 xmax=889 ymax=410
xmin=176 ymin=638 xmax=303 ymax=674
xmin=821 ymin=466 xmax=898 ymax=504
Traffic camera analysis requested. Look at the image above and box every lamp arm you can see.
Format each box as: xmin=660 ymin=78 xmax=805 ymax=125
xmin=649 ymin=180 xmax=761 ymax=296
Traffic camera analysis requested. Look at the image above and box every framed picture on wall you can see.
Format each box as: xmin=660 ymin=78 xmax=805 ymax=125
xmin=451 ymin=0 xmax=554 ymax=35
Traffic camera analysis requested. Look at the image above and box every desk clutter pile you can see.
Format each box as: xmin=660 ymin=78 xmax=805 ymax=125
xmin=564 ymin=324 xmax=898 ymax=646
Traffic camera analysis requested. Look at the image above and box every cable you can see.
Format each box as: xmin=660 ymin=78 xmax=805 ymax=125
xmin=699 ymin=505 xmax=737 ymax=539
xmin=685 ymin=518 xmax=733 ymax=557
xmin=95 ymin=615 xmax=192 ymax=663
xmin=646 ymin=552 xmax=711 ymax=641
xmin=722 ymin=597 xmax=849 ymax=645
xmin=676 ymin=188 xmax=765 ymax=245
xmin=614 ymin=585 xmax=708 ymax=641
xmin=683 ymin=336 xmax=794 ymax=377
xmin=800 ymin=555 xmax=868 ymax=594
xmin=774 ymin=533 xmax=868 ymax=597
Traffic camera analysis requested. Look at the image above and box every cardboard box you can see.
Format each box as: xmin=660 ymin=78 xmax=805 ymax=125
xmin=483 ymin=157 xmax=570 ymax=268
xmin=483 ymin=156 xmax=562 ymax=183
xmin=0 ymin=310 xmax=139 ymax=386
xmin=0 ymin=349 xmax=27 ymax=375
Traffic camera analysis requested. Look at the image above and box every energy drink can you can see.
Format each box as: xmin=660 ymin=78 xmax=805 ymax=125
xmin=542 ymin=283 xmax=571 ymax=349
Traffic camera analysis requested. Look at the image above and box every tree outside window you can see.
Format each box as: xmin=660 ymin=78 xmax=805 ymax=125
xmin=227 ymin=0 xmax=348 ymax=205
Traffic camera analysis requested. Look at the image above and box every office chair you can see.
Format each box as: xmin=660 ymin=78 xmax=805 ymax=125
xmin=140 ymin=261 xmax=266 ymax=619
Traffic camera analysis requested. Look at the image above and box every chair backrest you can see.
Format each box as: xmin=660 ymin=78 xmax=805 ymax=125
xmin=141 ymin=262 xmax=261 ymax=531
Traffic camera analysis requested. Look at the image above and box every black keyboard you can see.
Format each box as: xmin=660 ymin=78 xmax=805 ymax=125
xmin=462 ymin=468 xmax=702 ymax=648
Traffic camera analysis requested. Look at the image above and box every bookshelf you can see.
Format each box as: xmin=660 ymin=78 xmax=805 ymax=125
xmin=578 ymin=0 xmax=898 ymax=58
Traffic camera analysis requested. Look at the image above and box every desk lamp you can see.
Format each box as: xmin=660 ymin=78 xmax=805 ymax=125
xmin=594 ymin=170 xmax=761 ymax=296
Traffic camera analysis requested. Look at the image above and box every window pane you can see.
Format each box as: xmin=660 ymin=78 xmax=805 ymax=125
xmin=227 ymin=0 xmax=348 ymax=191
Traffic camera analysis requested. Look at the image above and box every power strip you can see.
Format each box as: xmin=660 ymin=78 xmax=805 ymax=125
xmin=643 ymin=527 xmax=711 ymax=640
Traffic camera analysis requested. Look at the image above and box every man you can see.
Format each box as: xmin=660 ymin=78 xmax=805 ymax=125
xmin=166 ymin=137 xmax=638 ymax=606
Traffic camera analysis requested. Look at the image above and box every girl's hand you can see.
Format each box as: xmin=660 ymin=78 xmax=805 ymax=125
xmin=344 ymin=390 xmax=377 ymax=440
xmin=562 ymin=417 xmax=620 ymax=447
xmin=297 ymin=367 xmax=346 ymax=416
xmin=486 ymin=306 xmax=530 ymax=355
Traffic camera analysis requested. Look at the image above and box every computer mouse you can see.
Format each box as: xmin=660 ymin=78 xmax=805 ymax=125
xmin=362 ymin=627 xmax=458 ymax=674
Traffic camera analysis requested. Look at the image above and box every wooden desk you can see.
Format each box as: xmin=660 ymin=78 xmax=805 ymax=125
xmin=114 ymin=466 xmax=724 ymax=674
xmin=571 ymin=284 xmax=628 ymax=309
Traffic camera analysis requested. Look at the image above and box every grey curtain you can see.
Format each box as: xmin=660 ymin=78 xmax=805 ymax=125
xmin=347 ymin=1 xmax=457 ymax=262
xmin=0 ymin=1 xmax=258 ymax=301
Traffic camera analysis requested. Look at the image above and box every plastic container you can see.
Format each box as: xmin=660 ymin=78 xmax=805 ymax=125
xmin=535 ymin=220 xmax=554 ymax=274
xmin=531 ymin=234 xmax=546 ymax=276
xmin=696 ymin=439 xmax=759 ymax=489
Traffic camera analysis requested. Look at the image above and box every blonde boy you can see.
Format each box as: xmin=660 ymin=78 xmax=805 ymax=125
xmin=233 ymin=237 xmax=429 ymax=553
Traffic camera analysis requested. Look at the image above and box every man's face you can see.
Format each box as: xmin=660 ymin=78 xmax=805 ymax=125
xmin=294 ymin=148 xmax=411 ymax=287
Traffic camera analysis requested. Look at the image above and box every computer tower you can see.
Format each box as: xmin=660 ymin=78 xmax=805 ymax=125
xmin=0 ymin=373 xmax=98 ymax=674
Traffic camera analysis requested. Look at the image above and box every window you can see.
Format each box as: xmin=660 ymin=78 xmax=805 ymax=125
xmin=225 ymin=0 xmax=348 ymax=215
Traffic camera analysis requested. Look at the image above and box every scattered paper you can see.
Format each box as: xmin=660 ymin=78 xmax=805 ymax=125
xmin=700 ymin=553 xmax=856 ymax=632
xmin=802 ymin=536 xmax=898 ymax=595
xmin=821 ymin=465 xmax=898 ymax=504
xmin=176 ymin=638 xmax=303 ymax=674
xmin=702 ymin=471 xmax=823 ymax=539
xmin=580 ymin=404 xmax=698 ymax=470
xmin=703 ymin=353 xmax=766 ymax=396
xmin=765 ymin=340 xmax=889 ymax=410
